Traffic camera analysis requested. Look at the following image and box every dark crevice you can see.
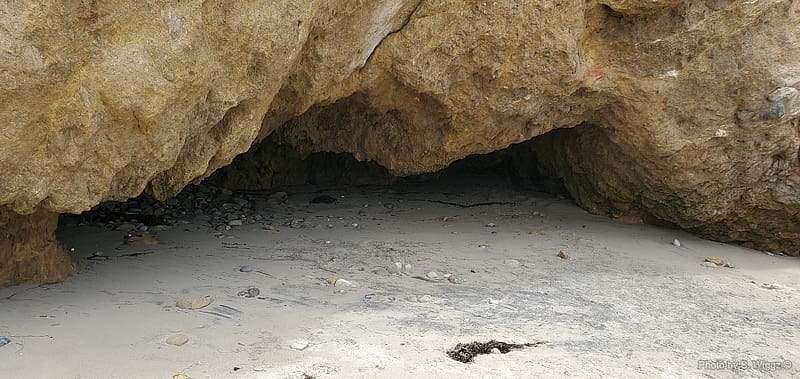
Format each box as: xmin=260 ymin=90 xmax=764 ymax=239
xmin=206 ymin=131 xmax=572 ymax=197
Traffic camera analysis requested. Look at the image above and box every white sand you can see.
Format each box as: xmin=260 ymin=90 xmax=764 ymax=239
xmin=1 ymin=180 xmax=798 ymax=378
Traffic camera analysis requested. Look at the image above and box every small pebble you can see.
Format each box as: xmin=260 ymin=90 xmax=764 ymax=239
xmin=704 ymin=256 xmax=724 ymax=266
xmin=485 ymin=222 xmax=497 ymax=228
xmin=0 ymin=336 xmax=10 ymax=348
xmin=176 ymin=296 xmax=211 ymax=310
xmin=237 ymin=287 xmax=260 ymax=298
xmin=504 ymin=259 xmax=521 ymax=266
xmin=228 ymin=219 xmax=243 ymax=226
xmin=672 ymin=239 xmax=682 ymax=247
xmin=426 ymin=271 xmax=439 ymax=279
xmin=239 ymin=265 xmax=252 ymax=272
xmin=751 ymin=281 xmax=781 ymax=290
xmin=557 ymin=250 xmax=569 ymax=259
xmin=448 ymin=275 xmax=459 ymax=284
xmin=166 ymin=334 xmax=189 ymax=346
xmin=418 ymin=295 xmax=433 ymax=303
xmin=334 ymin=279 xmax=356 ymax=288
xmin=364 ymin=294 xmax=389 ymax=304
xmin=290 ymin=340 xmax=310 ymax=351
xmin=126 ymin=234 xmax=159 ymax=246
xmin=490 ymin=347 xmax=502 ymax=354
xmin=701 ymin=262 xmax=718 ymax=268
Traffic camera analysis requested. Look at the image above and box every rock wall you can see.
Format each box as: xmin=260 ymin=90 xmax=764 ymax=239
xmin=0 ymin=209 xmax=76 ymax=286
xmin=1 ymin=0 xmax=799 ymax=284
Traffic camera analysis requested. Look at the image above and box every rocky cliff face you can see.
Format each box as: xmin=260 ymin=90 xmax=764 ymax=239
xmin=1 ymin=0 xmax=799 ymax=285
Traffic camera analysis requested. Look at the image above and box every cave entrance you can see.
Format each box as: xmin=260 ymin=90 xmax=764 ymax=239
xmin=59 ymin=129 xmax=576 ymax=258
xmin=206 ymin=132 xmax=571 ymax=198
xmin=61 ymin=130 xmax=572 ymax=239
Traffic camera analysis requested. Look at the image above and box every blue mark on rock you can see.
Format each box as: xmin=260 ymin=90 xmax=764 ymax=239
xmin=763 ymin=100 xmax=785 ymax=120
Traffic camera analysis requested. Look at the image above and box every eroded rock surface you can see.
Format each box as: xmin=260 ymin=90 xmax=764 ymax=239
xmin=0 ymin=0 xmax=799 ymax=284
xmin=0 ymin=209 xmax=76 ymax=286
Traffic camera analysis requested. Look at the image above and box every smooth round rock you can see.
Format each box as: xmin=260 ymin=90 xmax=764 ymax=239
xmin=166 ymin=334 xmax=189 ymax=346
xmin=175 ymin=296 xmax=211 ymax=310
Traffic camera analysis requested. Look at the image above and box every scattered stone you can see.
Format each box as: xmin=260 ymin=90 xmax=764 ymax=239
xmin=393 ymin=262 xmax=404 ymax=273
xmin=228 ymin=219 xmax=243 ymax=226
xmin=383 ymin=202 xmax=396 ymax=209
xmin=408 ymin=255 xmax=427 ymax=262
xmin=263 ymin=224 xmax=277 ymax=231
xmin=237 ymin=287 xmax=260 ymax=298
xmin=0 ymin=336 xmax=10 ymax=348
xmin=704 ymin=256 xmax=724 ymax=266
xmin=426 ymin=271 xmax=439 ymax=279
xmin=363 ymin=293 xmax=391 ymax=304
xmin=485 ymin=222 xmax=496 ymax=227
xmin=114 ymin=223 xmax=136 ymax=231
xmin=350 ymin=223 xmax=359 ymax=228
xmin=173 ymin=374 xmax=193 ymax=379
xmin=478 ymin=244 xmax=489 ymax=249
xmin=701 ymin=262 xmax=719 ymax=268
xmin=490 ymin=348 xmax=502 ymax=354
xmin=176 ymin=296 xmax=212 ymax=310
xmin=125 ymin=234 xmax=159 ymax=246
xmin=504 ymin=259 xmax=520 ymax=266
xmin=405 ymin=295 xmax=420 ymax=302
xmin=418 ymin=294 xmax=433 ymax=303
xmin=326 ymin=276 xmax=338 ymax=285
xmin=269 ymin=191 xmax=288 ymax=202
xmin=334 ymin=279 xmax=356 ymax=288
xmin=448 ymin=275 xmax=459 ymax=284
xmin=672 ymin=239 xmax=682 ymax=247
xmin=150 ymin=224 xmax=171 ymax=231
xmin=703 ymin=256 xmax=734 ymax=268
xmin=289 ymin=219 xmax=305 ymax=229
xmin=166 ymin=334 xmax=189 ymax=346
xmin=557 ymin=250 xmax=569 ymax=259
xmin=290 ymin=340 xmax=310 ymax=351
xmin=372 ymin=267 xmax=391 ymax=276
xmin=751 ymin=281 xmax=782 ymax=290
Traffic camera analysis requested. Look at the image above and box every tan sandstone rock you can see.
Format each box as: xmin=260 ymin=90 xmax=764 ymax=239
xmin=0 ymin=1 xmax=799 ymax=285
xmin=0 ymin=208 xmax=76 ymax=286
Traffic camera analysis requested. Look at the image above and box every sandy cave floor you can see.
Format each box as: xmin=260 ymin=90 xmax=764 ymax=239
xmin=1 ymin=178 xmax=799 ymax=379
